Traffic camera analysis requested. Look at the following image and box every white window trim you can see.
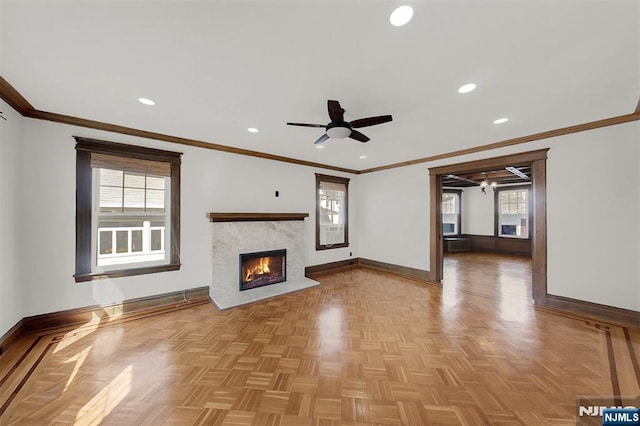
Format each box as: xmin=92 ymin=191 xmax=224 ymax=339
xmin=442 ymin=190 xmax=461 ymax=236
xmin=496 ymin=187 xmax=530 ymax=239
xmin=91 ymin=169 xmax=172 ymax=273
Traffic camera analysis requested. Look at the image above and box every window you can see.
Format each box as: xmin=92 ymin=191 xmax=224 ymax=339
xmin=442 ymin=190 xmax=461 ymax=236
xmin=75 ymin=137 xmax=181 ymax=282
xmin=96 ymin=168 xmax=167 ymax=267
xmin=316 ymin=174 xmax=349 ymax=250
xmin=496 ymin=186 xmax=530 ymax=239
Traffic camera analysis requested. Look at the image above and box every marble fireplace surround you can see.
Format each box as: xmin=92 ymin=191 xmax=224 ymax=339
xmin=208 ymin=212 xmax=319 ymax=310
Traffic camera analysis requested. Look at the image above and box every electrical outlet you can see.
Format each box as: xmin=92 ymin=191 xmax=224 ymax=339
xmin=349 ymin=252 xmax=352 ymax=257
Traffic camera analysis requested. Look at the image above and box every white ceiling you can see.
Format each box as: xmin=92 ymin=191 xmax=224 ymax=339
xmin=1 ymin=1 xmax=638 ymax=171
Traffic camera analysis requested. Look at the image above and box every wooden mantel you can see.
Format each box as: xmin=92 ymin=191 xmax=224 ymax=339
xmin=207 ymin=212 xmax=309 ymax=222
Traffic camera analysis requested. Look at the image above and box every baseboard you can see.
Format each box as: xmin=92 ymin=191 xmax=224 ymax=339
xmin=538 ymin=294 xmax=640 ymax=328
xmin=306 ymin=257 xmax=433 ymax=283
xmin=305 ymin=259 xmax=359 ymax=277
xmin=0 ymin=319 xmax=25 ymax=357
xmin=357 ymin=258 xmax=433 ymax=283
xmin=21 ymin=286 xmax=210 ymax=334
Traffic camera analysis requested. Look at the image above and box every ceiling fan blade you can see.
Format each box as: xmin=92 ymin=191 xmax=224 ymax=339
xmin=287 ymin=122 xmax=325 ymax=128
xmin=350 ymin=115 xmax=393 ymax=128
xmin=314 ymin=133 xmax=330 ymax=145
xmin=349 ymin=130 xmax=370 ymax=143
xmin=327 ymin=100 xmax=344 ymax=122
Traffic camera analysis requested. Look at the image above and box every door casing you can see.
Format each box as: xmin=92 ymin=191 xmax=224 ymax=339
xmin=428 ymin=148 xmax=548 ymax=303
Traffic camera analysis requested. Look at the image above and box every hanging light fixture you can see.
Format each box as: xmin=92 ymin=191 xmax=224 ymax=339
xmin=480 ymin=179 xmax=498 ymax=194
xmin=481 ymin=179 xmax=488 ymax=195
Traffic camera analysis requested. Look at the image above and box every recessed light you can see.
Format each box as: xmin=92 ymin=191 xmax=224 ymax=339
xmin=315 ymin=145 xmax=325 ymax=149
xmin=248 ymin=127 xmax=259 ymax=133
xmin=359 ymin=155 xmax=368 ymax=159
xmin=457 ymin=83 xmax=476 ymax=94
xmin=493 ymin=117 xmax=509 ymax=124
xmin=138 ymin=97 xmax=155 ymax=106
xmin=390 ymin=5 xmax=413 ymax=26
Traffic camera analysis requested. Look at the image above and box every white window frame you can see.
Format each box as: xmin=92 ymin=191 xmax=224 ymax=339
xmin=496 ymin=186 xmax=530 ymax=239
xmin=442 ymin=190 xmax=461 ymax=236
xmin=91 ymin=169 xmax=172 ymax=272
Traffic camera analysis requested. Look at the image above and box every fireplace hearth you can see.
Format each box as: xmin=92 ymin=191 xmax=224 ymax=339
xmin=239 ymin=249 xmax=286 ymax=291
xmin=210 ymin=213 xmax=318 ymax=310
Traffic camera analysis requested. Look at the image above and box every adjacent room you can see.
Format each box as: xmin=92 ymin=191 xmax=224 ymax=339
xmin=1 ymin=1 xmax=639 ymax=424
xmin=441 ymin=165 xmax=534 ymax=301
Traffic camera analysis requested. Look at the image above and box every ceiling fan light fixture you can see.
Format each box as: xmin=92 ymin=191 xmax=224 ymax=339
xmin=247 ymin=127 xmax=259 ymax=133
xmin=326 ymin=126 xmax=352 ymax=139
xmin=390 ymin=5 xmax=413 ymax=26
xmin=493 ymin=117 xmax=509 ymax=124
xmin=138 ymin=97 xmax=155 ymax=106
xmin=287 ymin=99 xmax=390 ymax=144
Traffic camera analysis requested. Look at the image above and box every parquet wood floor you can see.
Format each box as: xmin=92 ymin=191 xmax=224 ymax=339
xmin=443 ymin=252 xmax=532 ymax=305
xmin=1 ymin=264 xmax=638 ymax=425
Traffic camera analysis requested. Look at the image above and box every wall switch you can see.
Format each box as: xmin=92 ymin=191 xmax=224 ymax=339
xmin=275 ymin=191 xmax=279 ymax=197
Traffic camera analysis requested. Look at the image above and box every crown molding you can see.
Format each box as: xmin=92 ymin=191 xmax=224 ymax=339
xmin=0 ymin=76 xmax=359 ymax=175
xmin=1 ymin=75 xmax=638 ymax=175
xmin=358 ymin=111 xmax=640 ymax=174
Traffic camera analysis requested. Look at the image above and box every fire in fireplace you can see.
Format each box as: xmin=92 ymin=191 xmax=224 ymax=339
xmin=239 ymin=249 xmax=286 ymax=291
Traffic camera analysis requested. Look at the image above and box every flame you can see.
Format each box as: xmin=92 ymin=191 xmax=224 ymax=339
xmin=245 ymin=257 xmax=271 ymax=281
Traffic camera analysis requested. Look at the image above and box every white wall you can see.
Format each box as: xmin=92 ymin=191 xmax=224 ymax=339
xmin=358 ymin=165 xmax=430 ymax=270
xmin=461 ymin=183 xmax=533 ymax=235
xmin=19 ymin=119 xmax=358 ymax=317
xmin=4 ymin=110 xmax=639 ymax=330
xmin=358 ymin=121 xmax=640 ymax=311
xmin=461 ymin=186 xmax=494 ymax=235
xmin=0 ymin=100 xmax=24 ymax=337
xmin=545 ymin=122 xmax=639 ymax=311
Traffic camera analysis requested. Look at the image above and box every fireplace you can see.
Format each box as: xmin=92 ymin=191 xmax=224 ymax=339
xmin=239 ymin=249 xmax=286 ymax=291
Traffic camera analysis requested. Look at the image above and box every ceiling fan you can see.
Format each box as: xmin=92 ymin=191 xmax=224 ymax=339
xmin=287 ymin=100 xmax=392 ymax=144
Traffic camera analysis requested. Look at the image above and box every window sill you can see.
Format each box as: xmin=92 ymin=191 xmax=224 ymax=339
xmin=316 ymin=242 xmax=349 ymax=251
xmin=74 ymin=263 xmax=181 ymax=283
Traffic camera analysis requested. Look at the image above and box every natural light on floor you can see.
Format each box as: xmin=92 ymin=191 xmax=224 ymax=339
xmin=319 ymin=306 xmax=343 ymax=355
xmin=62 ymin=346 xmax=92 ymax=393
xmin=75 ymin=364 xmax=132 ymax=425
xmin=53 ymin=316 xmax=101 ymax=354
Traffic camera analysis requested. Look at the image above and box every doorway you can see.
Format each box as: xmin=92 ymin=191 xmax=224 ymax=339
xmin=428 ymin=149 xmax=548 ymax=304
